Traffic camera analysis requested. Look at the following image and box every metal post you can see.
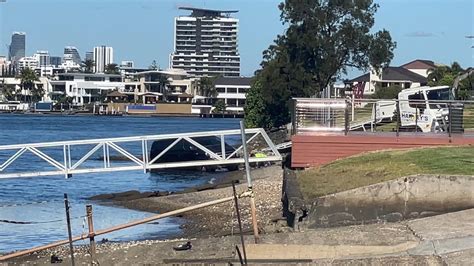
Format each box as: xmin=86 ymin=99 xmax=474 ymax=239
xmin=396 ymin=100 xmax=400 ymax=137
xmin=63 ymin=145 xmax=69 ymax=179
xmin=291 ymin=99 xmax=297 ymax=135
xmin=64 ymin=194 xmax=75 ymax=266
xmin=448 ymin=102 xmax=452 ymax=142
xmin=344 ymin=99 xmax=349 ymax=135
xmin=86 ymin=205 xmax=96 ymax=264
xmin=232 ymin=181 xmax=247 ymax=265
xmin=239 ymin=121 xmax=260 ymax=243
xmin=351 ymin=93 xmax=355 ymax=122
xmin=415 ymin=105 xmax=418 ymax=133
xmin=373 ymin=102 xmax=377 ymax=132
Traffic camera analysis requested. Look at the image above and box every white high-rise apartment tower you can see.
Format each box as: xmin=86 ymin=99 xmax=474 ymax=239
xmin=93 ymin=45 xmax=113 ymax=73
xmin=170 ymin=7 xmax=240 ymax=77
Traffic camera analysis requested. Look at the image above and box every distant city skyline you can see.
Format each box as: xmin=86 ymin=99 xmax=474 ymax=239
xmin=0 ymin=0 xmax=472 ymax=78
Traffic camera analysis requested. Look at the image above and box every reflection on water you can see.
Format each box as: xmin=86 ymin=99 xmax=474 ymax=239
xmin=0 ymin=114 xmax=240 ymax=253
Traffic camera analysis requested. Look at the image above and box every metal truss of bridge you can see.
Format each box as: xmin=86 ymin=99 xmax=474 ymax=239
xmin=0 ymin=128 xmax=281 ymax=179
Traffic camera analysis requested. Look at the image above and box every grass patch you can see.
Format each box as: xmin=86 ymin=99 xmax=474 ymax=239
xmin=296 ymin=146 xmax=474 ymax=199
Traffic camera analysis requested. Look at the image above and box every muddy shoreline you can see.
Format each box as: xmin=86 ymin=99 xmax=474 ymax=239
xmin=89 ymin=165 xmax=286 ymax=239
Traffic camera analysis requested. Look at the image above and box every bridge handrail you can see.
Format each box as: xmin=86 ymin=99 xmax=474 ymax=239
xmin=0 ymin=128 xmax=263 ymax=150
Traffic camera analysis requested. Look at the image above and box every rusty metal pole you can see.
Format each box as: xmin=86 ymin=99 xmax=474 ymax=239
xmin=86 ymin=205 xmax=96 ymax=264
xmin=64 ymin=194 xmax=75 ymax=266
xmin=239 ymin=121 xmax=260 ymax=243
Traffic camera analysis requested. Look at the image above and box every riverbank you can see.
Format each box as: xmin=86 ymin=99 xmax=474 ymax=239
xmin=6 ymin=208 xmax=474 ymax=265
xmin=93 ymin=165 xmax=286 ymax=238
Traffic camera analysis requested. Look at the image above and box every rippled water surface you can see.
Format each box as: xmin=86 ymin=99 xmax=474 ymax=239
xmin=0 ymin=114 xmax=240 ymax=253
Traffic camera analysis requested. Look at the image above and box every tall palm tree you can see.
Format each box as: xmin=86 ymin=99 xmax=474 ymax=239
xmin=156 ymin=74 xmax=170 ymax=101
xmin=16 ymin=68 xmax=42 ymax=103
xmin=81 ymin=59 xmax=95 ymax=73
xmin=197 ymin=76 xmax=218 ymax=104
xmin=105 ymin=63 xmax=120 ymax=74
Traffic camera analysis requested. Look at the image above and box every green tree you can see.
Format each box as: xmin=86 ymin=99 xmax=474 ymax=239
xmin=212 ymin=99 xmax=226 ymax=114
xmin=426 ymin=62 xmax=474 ymax=99
xmin=196 ymin=76 xmax=218 ymax=104
xmin=16 ymin=68 xmax=42 ymax=103
xmin=245 ymin=0 xmax=396 ymax=129
xmin=0 ymin=79 xmax=16 ymax=101
xmin=156 ymin=74 xmax=170 ymax=101
xmin=244 ymin=80 xmax=272 ymax=128
xmin=148 ymin=60 xmax=158 ymax=70
xmin=105 ymin=63 xmax=119 ymax=74
xmin=81 ymin=59 xmax=95 ymax=73
xmin=371 ymin=85 xmax=403 ymax=99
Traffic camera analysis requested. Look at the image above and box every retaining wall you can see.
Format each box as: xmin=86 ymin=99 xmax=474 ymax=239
xmin=283 ymin=172 xmax=474 ymax=229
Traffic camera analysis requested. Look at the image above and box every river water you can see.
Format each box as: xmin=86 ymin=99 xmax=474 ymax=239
xmin=0 ymin=114 xmax=240 ymax=253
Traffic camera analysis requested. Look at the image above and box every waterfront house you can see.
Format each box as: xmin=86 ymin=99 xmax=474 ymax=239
xmin=49 ymin=73 xmax=140 ymax=106
xmin=191 ymin=76 xmax=251 ymax=115
xmin=345 ymin=59 xmax=433 ymax=97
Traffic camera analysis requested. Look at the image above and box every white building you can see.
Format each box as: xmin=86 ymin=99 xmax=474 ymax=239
xmin=33 ymin=51 xmax=50 ymax=67
xmin=17 ymin=56 xmax=38 ymax=70
xmin=49 ymin=73 xmax=129 ymax=105
xmin=0 ymin=76 xmax=52 ymax=102
xmin=60 ymin=54 xmax=81 ymax=72
xmin=345 ymin=60 xmax=432 ymax=96
xmin=170 ymin=7 xmax=240 ymax=77
xmin=63 ymin=46 xmax=82 ymax=65
xmin=132 ymin=68 xmax=195 ymax=103
xmin=192 ymin=76 xmax=251 ymax=114
xmin=94 ymin=46 xmax=114 ymax=73
xmin=120 ymin=61 xmax=134 ymax=68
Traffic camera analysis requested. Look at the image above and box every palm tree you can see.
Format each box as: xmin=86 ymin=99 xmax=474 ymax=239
xmin=81 ymin=59 xmax=95 ymax=73
xmin=156 ymin=74 xmax=170 ymax=101
xmin=16 ymin=68 xmax=42 ymax=103
xmin=427 ymin=65 xmax=449 ymax=86
xmin=197 ymin=76 xmax=218 ymax=104
xmin=105 ymin=63 xmax=119 ymax=74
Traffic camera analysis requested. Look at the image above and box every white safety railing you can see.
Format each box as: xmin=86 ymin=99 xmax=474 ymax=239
xmin=0 ymin=128 xmax=282 ymax=179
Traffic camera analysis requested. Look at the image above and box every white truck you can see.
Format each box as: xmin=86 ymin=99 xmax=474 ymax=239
xmin=370 ymin=86 xmax=455 ymax=133
xmin=397 ymin=86 xmax=454 ymax=132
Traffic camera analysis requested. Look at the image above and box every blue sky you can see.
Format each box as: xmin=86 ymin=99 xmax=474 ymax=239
xmin=0 ymin=0 xmax=472 ymax=78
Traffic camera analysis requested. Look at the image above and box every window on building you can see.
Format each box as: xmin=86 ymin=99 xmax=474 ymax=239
xmin=85 ymin=76 xmax=105 ymax=82
xmin=216 ymin=87 xmax=225 ymax=93
xmin=227 ymin=98 xmax=237 ymax=106
xmin=227 ymin=88 xmax=237 ymax=93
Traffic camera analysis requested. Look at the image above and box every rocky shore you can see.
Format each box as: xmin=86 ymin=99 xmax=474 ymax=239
xmin=93 ymin=165 xmax=286 ymax=238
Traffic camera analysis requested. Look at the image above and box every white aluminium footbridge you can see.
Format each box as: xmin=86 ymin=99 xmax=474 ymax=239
xmin=0 ymin=128 xmax=282 ymax=179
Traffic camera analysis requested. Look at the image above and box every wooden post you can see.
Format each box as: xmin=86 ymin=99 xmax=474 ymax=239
xmin=86 ymin=205 xmax=96 ymax=264
xmin=64 ymin=194 xmax=75 ymax=266
xmin=239 ymin=121 xmax=260 ymax=243
xmin=232 ymin=181 xmax=247 ymax=265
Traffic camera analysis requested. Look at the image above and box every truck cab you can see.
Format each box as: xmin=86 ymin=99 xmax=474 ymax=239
xmin=397 ymin=86 xmax=453 ymax=132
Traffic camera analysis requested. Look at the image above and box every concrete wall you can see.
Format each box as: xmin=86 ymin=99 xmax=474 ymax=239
xmin=301 ymin=175 xmax=474 ymax=228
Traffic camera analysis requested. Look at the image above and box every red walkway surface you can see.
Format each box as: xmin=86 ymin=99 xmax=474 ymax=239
xmin=291 ymin=133 xmax=474 ymax=168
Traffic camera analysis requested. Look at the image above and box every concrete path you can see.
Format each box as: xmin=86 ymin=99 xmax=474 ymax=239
xmin=245 ymin=208 xmax=474 ymax=264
